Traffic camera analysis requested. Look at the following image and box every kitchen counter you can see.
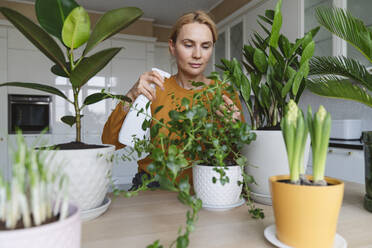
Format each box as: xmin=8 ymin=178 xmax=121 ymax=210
xmin=82 ymin=181 xmax=372 ymax=248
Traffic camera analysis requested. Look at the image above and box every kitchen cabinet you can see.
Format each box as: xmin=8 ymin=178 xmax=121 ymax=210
xmin=0 ymin=27 xmax=8 ymax=180
xmin=307 ymin=143 xmax=364 ymax=184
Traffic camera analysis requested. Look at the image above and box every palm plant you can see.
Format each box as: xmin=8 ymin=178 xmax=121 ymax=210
xmin=0 ymin=0 xmax=141 ymax=143
xmin=307 ymin=7 xmax=372 ymax=108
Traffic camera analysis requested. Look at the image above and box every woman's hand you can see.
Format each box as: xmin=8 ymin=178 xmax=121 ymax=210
xmin=126 ymin=70 xmax=165 ymax=102
xmin=216 ymin=95 xmax=241 ymax=121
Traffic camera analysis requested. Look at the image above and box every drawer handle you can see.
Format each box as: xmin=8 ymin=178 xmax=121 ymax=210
xmin=328 ymin=149 xmax=353 ymax=156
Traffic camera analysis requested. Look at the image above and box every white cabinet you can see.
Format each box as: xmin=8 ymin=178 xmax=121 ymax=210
xmin=307 ymin=147 xmax=364 ymax=184
xmin=0 ymin=29 xmax=8 ymax=180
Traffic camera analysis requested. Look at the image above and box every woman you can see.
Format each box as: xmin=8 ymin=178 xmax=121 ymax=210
xmin=102 ymin=10 xmax=243 ymax=188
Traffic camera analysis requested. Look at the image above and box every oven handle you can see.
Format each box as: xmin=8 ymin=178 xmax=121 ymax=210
xmin=9 ymin=101 xmax=50 ymax=105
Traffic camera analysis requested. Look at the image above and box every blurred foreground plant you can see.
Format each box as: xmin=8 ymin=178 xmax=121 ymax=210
xmin=0 ymin=131 xmax=69 ymax=229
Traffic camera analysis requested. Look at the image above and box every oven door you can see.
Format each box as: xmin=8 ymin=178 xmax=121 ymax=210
xmin=8 ymin=95 xmax=51 ymax=134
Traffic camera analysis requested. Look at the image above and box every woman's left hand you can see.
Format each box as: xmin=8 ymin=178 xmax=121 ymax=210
xmin=216 ymin=95 xmax=241 ymax=121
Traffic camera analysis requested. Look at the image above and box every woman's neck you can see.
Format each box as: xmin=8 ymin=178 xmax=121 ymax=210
xmin=175 ymin=72 xmax=210 ymax=90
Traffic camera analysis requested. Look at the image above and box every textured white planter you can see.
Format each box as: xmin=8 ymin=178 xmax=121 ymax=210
xmin=0 ymin=204 xmax=81 ymax=248
xmin=193 ymin=165 xmax=243 ymax=208
xmin=43 ymin=145 xmax=114 ymax=212
xmin=242 ymin=130 xmax=310 ymax=205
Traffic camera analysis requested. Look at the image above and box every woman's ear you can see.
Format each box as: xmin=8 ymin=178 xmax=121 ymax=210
xmin=168 ymin=39 xmax=176 ymax=56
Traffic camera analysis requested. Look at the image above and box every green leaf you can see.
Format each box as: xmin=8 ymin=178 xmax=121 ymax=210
xmin=61 ymin=115 xmax=78 ymax=127
xmin=316 ymin=7 xmax=372 ymax=63
xmin=158 ymin=175 xmax=177 ymax=192
xmin=265 ymin=9 xmax=275 ymax=20
xmin=191 ymin=81 xmax=205 ymax=87
xmin=181 ymin=97 xmax=190 ymax=107
xmin=51 ymin=63 xmax=70 ymax=77
xmin=0 ymin=7 xmax=67 ymax=72
xmin=240 ymin=75 xmax=251 ymax=104
xmin=0 ymin=82 xmax=68 ymax=100
xmin=281 ymin=72 xmax=295 ymax=98
xmin=292 ymin=62 xmax=309 ymax=95
xmin=307 ymin=77 xmax=372 ymax=108
xmin=83 ymin=7 xmax=143 ymax=56
xmin=300 ymin=40 xmax=315 ymax=65
xmin=154 ymin=105 xmax=164 ymax=114
xmin=269 ymin=0 xmax=283 ymax=48
xmin=70 ymin=47 xmax=122 ymax=88
xmin=309 ymin=56 xmax=372 ymax=92
xmin=35 ymin=0 xmax=79 ymax=40
xmin=178 ymin=176 xmax=190 ymax=194
xmin=62 ymin=6 xmax=90 ymax=49
xmin=278 ymin=35 xmax=290 ymax=58
xmin=253 ymin=48 xmax=268 ymax=73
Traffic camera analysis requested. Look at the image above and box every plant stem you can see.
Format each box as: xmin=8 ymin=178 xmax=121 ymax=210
xmin=73 ymin=91 xmax=81 ymax=142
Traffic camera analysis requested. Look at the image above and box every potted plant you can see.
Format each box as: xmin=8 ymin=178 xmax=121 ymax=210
xmin=307 ymin=6 xmax=372 ymax=213
xmin=0 ymin=0 xmax=142 ymax=218
xmin=267 ymin=100 xmax=344 ymax=248
xmin=218 ymin=0 xmax=316 ymax=204
xmin=0 ymin=131 xmax=81 ymax=248
xmin=112 ymin=72 xmax=264 ymax=248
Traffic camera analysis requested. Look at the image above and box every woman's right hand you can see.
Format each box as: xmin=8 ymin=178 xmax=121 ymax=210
xmin=126 ymin=70 xmax=165 ymax=102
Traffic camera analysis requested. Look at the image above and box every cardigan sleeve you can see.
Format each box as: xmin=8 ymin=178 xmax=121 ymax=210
xmin=101 ymin=102 xmax=127 ymax=150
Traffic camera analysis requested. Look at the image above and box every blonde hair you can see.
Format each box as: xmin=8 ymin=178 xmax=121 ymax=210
xmin=169 ymin=10 xmax=217 ymax=44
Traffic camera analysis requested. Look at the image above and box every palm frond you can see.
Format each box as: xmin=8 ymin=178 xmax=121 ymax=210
xmin=307 ymin=76 xmax=372 ymax=108
xmin=309 ymin=56 xmax=372 ymax=92
xmin=316 ymin=7 xmax=372 ymax=64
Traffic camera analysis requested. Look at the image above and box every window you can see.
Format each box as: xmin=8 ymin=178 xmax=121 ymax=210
xmin=305 ymin=0 xmax=333 ymax=57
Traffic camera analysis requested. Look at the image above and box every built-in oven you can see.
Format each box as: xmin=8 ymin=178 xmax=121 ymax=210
xmin=8 ymin=94 xmax=51 ymax=134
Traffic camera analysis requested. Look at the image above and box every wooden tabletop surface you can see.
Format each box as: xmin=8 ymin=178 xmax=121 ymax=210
xmin=82 ymin=182 xmax=372 ymax=248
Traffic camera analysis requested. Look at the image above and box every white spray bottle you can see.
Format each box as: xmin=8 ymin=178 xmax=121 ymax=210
xmin=118 ymin=68 xmax=171 ymax=147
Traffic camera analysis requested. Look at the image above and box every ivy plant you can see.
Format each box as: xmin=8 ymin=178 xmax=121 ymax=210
xmin=108 ymin=72 xmax=264 ymax=248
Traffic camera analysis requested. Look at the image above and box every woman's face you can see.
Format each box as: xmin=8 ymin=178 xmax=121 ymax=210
xmin=169 ymin=22 xmax=214 ymax=77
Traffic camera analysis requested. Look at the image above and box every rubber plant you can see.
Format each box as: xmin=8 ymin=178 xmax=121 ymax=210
xmin=110 ymin=72 xmax=264 ymax=248
xmin=281 ymin=100 xmax=331 ymax=185
xmin=306 ymin=6 xmax=372 ymax=210
xmin=0 ymin=0 xmax=141 ymax=143
xmin=218 ymin=0 xmax=319 ymax=130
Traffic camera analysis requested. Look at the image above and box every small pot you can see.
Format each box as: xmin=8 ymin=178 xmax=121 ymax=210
xmin=270 ymin=175 xmax=344 ymax=248
xmin=362 ymin=131 xmax=372 ymax=212
xmin=0 ymin=204 xmax=81 ymax=248
xmin=193 ymin=164 xmax=242 ymax=207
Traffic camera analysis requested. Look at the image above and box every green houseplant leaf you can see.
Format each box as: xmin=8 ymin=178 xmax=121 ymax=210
xmin=35 ymin=0 xmax=79 ymax=40
xmin=70 ymin=47 xmax=122 ymax=88
xmin=62 ymin=6 xmax=90 ymax=49
xmin=316 ymin=7 xmax=372 ymax=63
xmin=83 ymin=92 xmax=132 ymax=106
xmin=83 ymin=7 xmax=143 ymax=56
xmin=61 ymin=115 xmax=81 ymax=127
xmin=307 ymin=77 xmax=372 ymax=108
xmin=0 ymin=7 xmax=67 ymax=73
xmin=0 ymin=82 xmax=68 ymax=100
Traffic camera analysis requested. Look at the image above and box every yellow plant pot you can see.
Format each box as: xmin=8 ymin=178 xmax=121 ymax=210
xmin=270 ymin=175 xmax=344 ymax=248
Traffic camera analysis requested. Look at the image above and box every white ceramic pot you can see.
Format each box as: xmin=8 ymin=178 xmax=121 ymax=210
xmin=193 ymin=165 xmax=243 ymax=208
xmin=0 ymin=204 xmax=81 ymax=248
xmin=44 ymin=145 xmax=114 ymax=212
xmin=242 ymin=130 xmax=310 ymax=205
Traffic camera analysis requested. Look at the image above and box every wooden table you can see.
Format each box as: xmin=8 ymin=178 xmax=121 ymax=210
xmin=82 ymin=182 xmax=372 ymax=247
